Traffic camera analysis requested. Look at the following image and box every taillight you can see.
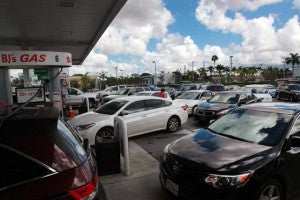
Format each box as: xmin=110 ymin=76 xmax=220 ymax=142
xmin=69 ymin=173 xmax=98 ymax=200
xmin=181 ymin=105 xmax=188 ymax=110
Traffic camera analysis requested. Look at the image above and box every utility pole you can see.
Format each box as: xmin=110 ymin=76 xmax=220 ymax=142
xmin=230 ymin=56 xmax=233 ymax=82
xmin=203 ymin=61 xmax=205 ymax=68
xmin=192 ymin=61 xmax=195 ymax=82
xmin=152 ymin=61 xmax=157 ymax=86
xmin=115 ymin=67 xmax=118 ymax=85
xmin=120 ymin=69 xmax=123 ymax=78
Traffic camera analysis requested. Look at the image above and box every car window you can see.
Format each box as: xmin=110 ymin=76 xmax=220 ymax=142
xmin=68 ymin=88 xmax=78 ymax=95
xmin=247 ymin=94 xmax=256 ymax=101
xmin=147 ymin=99 xmax=165 ymax=110
xmin=136 ymin=88 xmax=144 ymax=92
xmin=124 ymin=100 xmax=146 ymax=114
xmin=0 ymin=146 xmax=52 ymax=189
xmin=56 ymin=120 xmax=87 ymax=164
xmin=240 ymin=94 xmax=247 ymax=102
xmin=112 ymin=87 xmax=119 ymax=91
xmin=208 ymin=109 xmax=292 ymax=146
xmin=152 ymin=92 xmax=160 ymax=97
xmin=202 ymin=91 xmax=212 ymax=98
xmin=95 ymin=100 xmax=128 ymax=115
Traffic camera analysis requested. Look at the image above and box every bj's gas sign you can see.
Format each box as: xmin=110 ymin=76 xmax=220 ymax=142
xmin=0 ymin=51 xmax=72 ymax=66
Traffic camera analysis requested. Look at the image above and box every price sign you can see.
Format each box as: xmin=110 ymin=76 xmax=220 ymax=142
xmin=16 ymin=87 xmax=45 ymax=104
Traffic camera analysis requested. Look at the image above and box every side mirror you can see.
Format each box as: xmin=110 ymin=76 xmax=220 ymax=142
xmin=119 ymin=110 xmax=130 ymax=116
xmin=128 ymin=93 xmax=133 ymax=96
xmin=290 ymin=135 xmax=300 ymax=148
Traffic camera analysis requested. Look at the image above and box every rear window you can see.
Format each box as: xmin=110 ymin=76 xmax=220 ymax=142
xmin=0 ymin=146 xmax=51 ymax=189
xmin=207 ymin=85 xmax=225 ymax=91
xmin=1 ymin=118 xmax=87 ymax=166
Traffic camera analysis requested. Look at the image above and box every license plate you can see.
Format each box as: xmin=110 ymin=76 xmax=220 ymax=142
xmin=166 ymin=178 xmax=179 ymax=196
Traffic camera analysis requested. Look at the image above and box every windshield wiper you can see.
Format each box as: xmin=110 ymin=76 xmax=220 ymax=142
xmin=206 ymin=127 xmax=254 ymax=144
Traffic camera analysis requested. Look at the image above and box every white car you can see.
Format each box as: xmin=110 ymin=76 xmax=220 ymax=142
xmin=68 ymin=96 xmax=188 ymax=145
xmin=174 ymin=90 xmax=213 ymax=115
xmin=135 ymin=91 xmax=172 ymax=101
xmin=101 ymin=87 xmax=146 ymax=104
xmin=244 ymin=85 xmax=273 ymax=102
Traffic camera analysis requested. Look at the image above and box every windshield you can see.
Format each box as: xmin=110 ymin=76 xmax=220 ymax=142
xmin=208 ymin=109 xmax=292 ymax=146
xmin=207 ymin=85 xmax=225 ymax=91
xmin=248 ymin=87 xmax=268 ymax=94
xmin=116 ymin=88 xmax=130 ymax=95
xmin=209 ymin=93 xmax=240 ymax=104
xmin=181 ymin=85 xmax=196 ymax=91
xmin=95 ymin=100 xmax=128 ymax=115
xmin=135 ymin=92 xmax=151 ymax=96
xmin=289 ymin=84 xmax=300 ymax=91
xmin=178 ymin=92 xmax=201 ymax=100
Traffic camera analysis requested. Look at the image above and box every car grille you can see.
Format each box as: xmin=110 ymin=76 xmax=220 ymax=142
xmin=197 ymin=110 xmax=215 ymax=116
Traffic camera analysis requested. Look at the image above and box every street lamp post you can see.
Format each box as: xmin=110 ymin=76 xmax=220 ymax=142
xmin=192 ymin=61 xmax=195 ymax=82
xmin=152 ymin=61 xmax=157 ymax=86
xmin=115 ymin=67 xmax=118 ymax=85
xmin=120 ymin=69 xmax=123 ymax=78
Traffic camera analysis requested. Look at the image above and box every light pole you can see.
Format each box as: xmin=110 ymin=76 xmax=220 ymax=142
xmin=152 ymin=61 xmax=156 ymax=86
xmin=120 ymin=69 xmax=123 ymax=78
xmin=192 ymin=61 xmax=195 ymax=82
xmin=115 ymin=67 xmax=118 ymax=85
xmin=230 ymin=56 xmax=233 ymax=82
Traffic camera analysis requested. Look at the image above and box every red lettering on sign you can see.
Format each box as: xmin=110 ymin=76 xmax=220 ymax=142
xmin=39 ymin=54 xmax=46 ymax=62
xmin=1 ymin=54 xmax=8 ymax=63
xmin=66 ymin=56 xmax=71 ymax=63
xmin=29 ymin=54 xmax=38 ymax=62
xmin=20 ymin=54 xmax=29 ymax=62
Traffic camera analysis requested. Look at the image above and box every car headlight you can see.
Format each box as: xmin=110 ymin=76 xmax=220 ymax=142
xmin=76 ymin=123 xmax=95 ymax=131
xmin=204 ymin=173 xmax=251 ymax=189
xmin=216 ymin=109 xmax=229 ymax=115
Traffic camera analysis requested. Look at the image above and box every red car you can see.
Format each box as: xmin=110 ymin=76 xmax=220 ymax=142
xmin=0 ymin=107 xmax=102 ymax=199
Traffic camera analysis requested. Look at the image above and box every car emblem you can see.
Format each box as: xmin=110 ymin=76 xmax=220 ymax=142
xmin=172 ymin=160 xmax=180 ymax=174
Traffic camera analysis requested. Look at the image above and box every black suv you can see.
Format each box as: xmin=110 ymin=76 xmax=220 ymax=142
xmin=276 ymin=83 xmax=300 ymax=102
xmin=195 ymin=91 xmax=257 ymax=124
xmin=160 ymin=103 xmax=300 ymax=200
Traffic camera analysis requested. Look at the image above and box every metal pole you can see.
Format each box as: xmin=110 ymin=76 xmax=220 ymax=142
xmin=0 ymin=67 xmax=13 ymax=114
xmin=192 ymin=61 xmax=194 ymax=82
xmin=153 ymin=61 xmax=156 ymax=86
xmin=48 ymin=68 xmax=62 ymax=112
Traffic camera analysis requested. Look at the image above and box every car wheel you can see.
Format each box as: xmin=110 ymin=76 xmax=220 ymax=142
xmin=167 ymin=116 xmax=180 ymax=133
xmin=290 ymin=95 xmax=294 ymax=102
xmin=96 ymin=127 xmax=114 ymax=140
xmin=276 ymin=93 xmax=280 ymax=100
xmin=192 ymin=106 xmax=197 ymax=115
xmin=257 ymin=179 xmax=283 ymax=200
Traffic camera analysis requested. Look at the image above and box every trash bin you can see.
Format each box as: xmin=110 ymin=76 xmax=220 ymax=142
xmin=95 ymin=136 xmax=121 ymax=175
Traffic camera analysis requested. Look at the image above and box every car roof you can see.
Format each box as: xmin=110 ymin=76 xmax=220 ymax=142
xmin=184 ymin=90 xmax=209 ymax=92
xmin=117 ymin=96 xmax=169 ymax=101
xmin=242 ymin=103 xmax=300 ymax=115
xmin=137 ymin=91 xmax=158 ymax=93
xmin=0 ymin=107 xmax=59 ymax=122
xmin=218 ymin=91 xmax=249 ymax=94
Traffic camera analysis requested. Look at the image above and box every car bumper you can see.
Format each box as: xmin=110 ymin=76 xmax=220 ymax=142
xmin=194 ymin=112 xmax=218 ymax=122
xmin=159 ymin=155 xmax=253 ymax=200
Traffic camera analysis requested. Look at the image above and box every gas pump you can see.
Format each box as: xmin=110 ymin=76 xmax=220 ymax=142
xmin=0 ymin=51 xmax=72 ymax=116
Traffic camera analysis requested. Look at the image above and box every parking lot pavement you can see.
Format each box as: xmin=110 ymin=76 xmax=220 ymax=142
xmin=133 ymin=117 xmax=202 ymax=160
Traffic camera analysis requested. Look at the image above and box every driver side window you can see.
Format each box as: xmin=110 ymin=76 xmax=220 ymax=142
xmin=123 ymin=100 xmax=146 ymax=114
xmin=68 ymin=88 xmax=78 ymax=95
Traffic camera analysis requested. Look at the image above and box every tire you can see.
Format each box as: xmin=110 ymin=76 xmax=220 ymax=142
xmin=276 ymin=93 xmax=280 ymax=100
xmin=256 ymin=179 xmax=283 ymax=200
xmin=192 ymin=106 xmax=197 ymax=115
xmin=96 ymin=127 xmax=114 ymax=141
xmin=290 ymin=95 xmax=294 ymax=102
xmin=166 ymin=116 xmax=180 ymax=133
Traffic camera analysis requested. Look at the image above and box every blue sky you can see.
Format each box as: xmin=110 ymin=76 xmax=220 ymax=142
xmin=73 ymin=0 xmax=300 ymax=76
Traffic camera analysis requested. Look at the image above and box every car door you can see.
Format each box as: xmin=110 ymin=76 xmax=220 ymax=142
xmin=281 ymin=116 xmax=300 ymax=195
xmin=146 ymin=99 xmax=169 ymax=131
xmin=66 ymin=88 xmax=82 ymax=106
xmin=121 ymin=100 xmax=148 ymax=136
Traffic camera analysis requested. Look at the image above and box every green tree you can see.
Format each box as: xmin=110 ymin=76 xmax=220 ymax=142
xmin=80 ymin=73 xmax=92 ymax=92
xmin=70 ymin=79 xmax=80 ymax=88
xmin=211 ymin=55 xmax=219 ymax=68
xmin=172 ymin=70 xmax=182 ymax=84
xmin=285 ymin=53 xmax=300 ymax=78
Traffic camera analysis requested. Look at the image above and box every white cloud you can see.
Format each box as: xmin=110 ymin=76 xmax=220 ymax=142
xmin=195 ymin=0 xmax=300 ymax=65
xmin=293 ymin=0 xmax=300 ymax=9
xmin=95 ymin=0 xmax=174 ymax=56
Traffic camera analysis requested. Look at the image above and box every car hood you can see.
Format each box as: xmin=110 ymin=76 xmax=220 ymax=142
xmin=197 ymin=102 xmax=234 ymax=111
xmin=68 ymin=112 xmax=112 ymax=127
xmin=168 ymin=128 xmax=276 ymax=173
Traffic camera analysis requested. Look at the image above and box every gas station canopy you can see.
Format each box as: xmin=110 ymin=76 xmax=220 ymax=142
xmin=0 ymin=0 xmax=127 ymax=65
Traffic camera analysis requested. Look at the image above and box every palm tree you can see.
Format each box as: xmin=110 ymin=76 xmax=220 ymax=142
xmin=285 ymin=53 xmax=300 ymax=78
xmin=211 ymin=55 xmax=219 ymax=68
